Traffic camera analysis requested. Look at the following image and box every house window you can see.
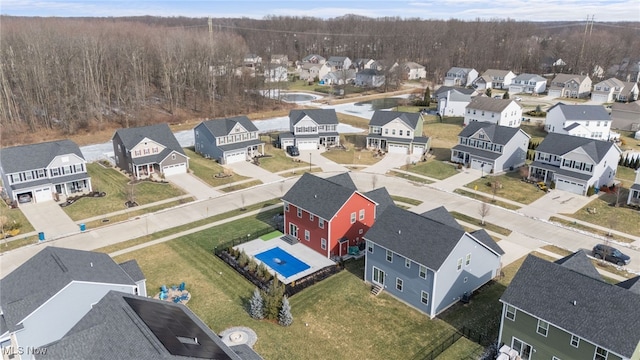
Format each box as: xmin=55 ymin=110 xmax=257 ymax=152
xmin=570 ymin=335 xmax=580 ymax=348
xmin=144 ymin=148 xmax=150 ymax=155
xmin=396 ymin=278 xmax=403 ymax=292
xmin=359 ymin=209 xmax=365 ymax=220
xmin=171 ymin=154 xmax=176 ymax=160
xmin=350 ymin=212 xmax=356 ymax=224
xmin=285 ymin=203 xmax=289 ymax=212
xmin=405 ymin=258 xmax=411 ymax=268
xmin=134 ymin=150 xmax=141 ymax=156
xmin=386 ymin=250 xmax=393 ymax=262
xmin=505 ymin=305 xmax=516 ymax=321
xmin=457 ymin=258 xmax=463 ymax=271
xmin=537 ymin=319 xmax=549 ymax=337
xmin=385 ymin=129 xmax=389 ymax=135
xmin=321 ymin=238 xmax=327 ymax=250
xmin=367 ymin=241 xmax=373 ymax=253
xmin=392 ymin=129 xmax=396 ymax=135
xmin=421 ymin=291 xmax=429 ymax=305
xmin=310 ymin=213 xmax=314 ymax=221
xmin=319 ymin=219 xmax=324 ymax=229
xmin=419 ymin=265 xmax=427 ymax=279
xmin=399 ymin=130 xmax=403 ymax=136
xmin=465 ymin=253 xmax=471 ymax=266
xmin=297 ymin=208 xmax=302 ymax=218
xmin=359 ymin=228 xmax=363 ymax=235
xmin=594 ymin=347 xmax=608 ymax=360
xmin=305 ymin=230 xmax=310 ymax=241
xmin=407 ymin=131 xmax=411 ymax=137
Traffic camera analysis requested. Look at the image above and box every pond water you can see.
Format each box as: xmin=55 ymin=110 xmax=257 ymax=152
xmin=280 ymin=93 xmax=317 ymax=102
xmin=354 ymin=97 xmax=405 ymax=110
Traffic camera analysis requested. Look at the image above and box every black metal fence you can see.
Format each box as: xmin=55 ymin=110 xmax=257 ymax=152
xmin=411 ymin=326 xmax=491 ymax=360
xmin=213 ymin=226 xmax=275 ymax=256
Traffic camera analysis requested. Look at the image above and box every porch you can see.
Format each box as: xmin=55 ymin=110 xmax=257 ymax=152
xmin=133 ymin=163 xmax=159 ymax=179
xmin=54 ymin=179 xmax=92 ymax=199
xmin=366 ymin=137 xmax=386 ymax=150
xmin=319 ymin=135 xmax=340 ymax=147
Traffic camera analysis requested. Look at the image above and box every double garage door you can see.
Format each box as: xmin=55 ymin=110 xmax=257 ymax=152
xmin=296 ymin=140 xmax=318 ymax=150
xmin=471 ymin=159 xmax=493 ymax=172
xmin=162 ymin=163 xmax=187 ymax=176
xmin=556 ymin=178 xmax=585 ymax=195
xmin=225 ymin=151 xmax=246 ymax=164
xmin=387 ymin=144 xmax=409 ymax=154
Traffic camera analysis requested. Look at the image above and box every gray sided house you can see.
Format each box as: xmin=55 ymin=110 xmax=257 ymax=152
xmin=611 ymin=100 xmax=640 ymax=131
xmin=0 ymin=247 xmax=146 ymax=351
xmin=194 ymin=116 xmax=264 ymax=164
xmin=112 ymin=123 xmax=188 ymax=179
xmin=443 ymin=67 xmax=479 ymax=87
xmin=364 ymin=206 xmax=504 ymax=318
xmin=366 ymin=111 xmax=430 ymax=155
xmin=0 ymin=140 xmax=92 ymax=205
xmin=279 ymin=109 xmax=340 ymax=150
xmin=451 ymin=122 xmax=530 ymax=173
xmin=499 ymin=252 xmax=640 ymax=360
xmin=548 ymin=74 xmax=592 ymax=99
xmin=528 ymin=133 xmax=621 ymax=195
xmin=628 ymin=169 xmax=640 ymax=206
xmin=355 ymin=69 xmax=385 ymax=88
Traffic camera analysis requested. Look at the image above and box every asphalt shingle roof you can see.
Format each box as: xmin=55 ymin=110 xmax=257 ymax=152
xmin=554 ymin=249 xmax=602 ymax=280
xmin=512 ymin=73 xmax=546 ymax=82
xmin=362 ymin=187 xmax=394 ymax=217
xmin=289 ymin=109 xmax=339 ymax=126
xmin=282 ymin=173 xmax=357 ymax=220
xmin=118 ymin=260 xmax=146 ymax=282
xmin=325 ymin=172 xmax=357 ymax=190
xmin=548 ymin=103 xmax=611 ymax=121
xmin=535 ymin=133 xmax=617 ymax=163
xmin=457 ymin=122 xmax=527 ymax=145
xmin=617 ymin=276 xmax=640 ymax=295
xmin=199 ymin=116 xmax=259 ymax=137
xmin=469 ymin=229 xmax=505 ymax=255
xmin=0 ymin=140 xmax=85 ymax=174
xmin=434 ymin=86 xmax=476 ymax=97
xmin=369 ymin=111 xmax=421 ymax=130
xmin=113 ymin=123 xmax=185 ymax=156
xmin=421 ymin=206 xmax=463 ymax=230
xmin=501 ymin=254 xmax=640 ymax=358
xmin=466 ymin=96 xmax=522 ymax=112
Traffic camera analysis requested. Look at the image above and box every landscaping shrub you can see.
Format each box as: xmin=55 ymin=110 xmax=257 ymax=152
xmin=587 ymin=185 xmax=595 ymax=196
xmin=278 ymin=296 xmax=293 ymax=326
xmin=249 ymin=288 xmax=265 ymax=320
xmin=238 ymin=250 xmax=249 ymax=268
xmin=262 ymin=278 xmax=285 ymax=320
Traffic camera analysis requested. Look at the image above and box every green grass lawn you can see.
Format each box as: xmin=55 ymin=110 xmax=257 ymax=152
xmin=83 ymin=198 xmax=194 ymax=230
xmin=184 ymin=148 xmax=250 ymax=187
xmin=279 ymin=168 xmax=323 ymax=177
xmin=219 ymin=180 xmax=263 ymax=192
xmin=62 ymin=163 xmax=186 ymax=221
xmin=520 ymin=123 xmax=547 ymax=144
xmin=387 ymin=171 xmax=434 ymax=184
xmin=464 ymin=171 xmax=546 ymax=205
xmin=0 ymin=200 xmax=35 ymax=235
xmin=402 ymin=159 xmax=459 ymax=180
xmin=0 ymin=236 xmax=39 ymax=254
xmin=260 ymin=230 xmax=283 ymax=241
xmin=390 ymin=195 xmax=423 ymax=206
xmin=558 ymin=192 xmax=640 ymax=237
xmin=616 ymin=166 xmax=638 ymax=187
xmin=258 ymin=135 xmax=312 ymax=172
xmin=321 ymin=135 xmax=382 ymax=165
xmin=450 ymin=211 xmax=512 ymax=237
xmin=453 ymin=189 xmax=521 ymax=210
xmin=422 ymin=117 xmax=464 ymax=161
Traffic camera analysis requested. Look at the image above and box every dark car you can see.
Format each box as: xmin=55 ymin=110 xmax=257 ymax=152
xmin=286 ymin=145 xmax=300 ymax=157
xmin=592 ymin=244 xmax=631 ymax=266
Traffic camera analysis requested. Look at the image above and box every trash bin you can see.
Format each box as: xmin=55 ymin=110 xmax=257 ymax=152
xmin=79 ymin=223 xmax=86 ymax=232
xmin=38 ymin=232 xmax=45 ymax=241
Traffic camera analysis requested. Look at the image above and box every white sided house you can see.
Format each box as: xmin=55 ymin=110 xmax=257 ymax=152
xmin=591 ymin=77 xmax=639 ymax=104
xmin=464 ymin=97 xmax=523 ymax=127
xmin=434 ymin=86 xmax=476 ymax=117
xmin=472 ymin=69 xmax=516 ymax=90
xmin=628 ymin=169 xmax=640 ymax=206
xmin=366 ymin=111 xmax=430 ymax=155
xmin=443 ymin=67 xmax=478 ymax=87
xmin=545 ymin=103 xmax=612 ymax=140
xmin=508 ymin=73 xmax=547 ymax=94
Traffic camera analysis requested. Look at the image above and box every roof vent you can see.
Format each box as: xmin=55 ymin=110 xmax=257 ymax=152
xmin=314 ymin=194 xmax=318 ymax=198
xmin=398 ymin=230 xmax=401 ymax=235
xmin=572 ymin=300 xmax=577 ymax=306
xmin=90 ymin=262 xmax=93 ymax=267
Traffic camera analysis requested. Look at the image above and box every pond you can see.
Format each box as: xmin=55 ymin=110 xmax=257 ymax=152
xmin=280 ymin=93 xmax=317 ymax=102
xmin=354 ymin=97 xmax=405 ymax=110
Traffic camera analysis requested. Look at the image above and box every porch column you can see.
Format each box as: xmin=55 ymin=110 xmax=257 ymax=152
xmin=64 ymin=182 xmax=69 ymax=196
xmin=87 ymin=179 xmax=92 ymax=192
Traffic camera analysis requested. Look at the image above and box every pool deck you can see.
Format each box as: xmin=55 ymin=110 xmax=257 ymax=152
xmin=236 ymin=236 xmax=336 ymax=284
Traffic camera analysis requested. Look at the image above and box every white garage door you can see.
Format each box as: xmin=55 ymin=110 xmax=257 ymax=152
xmin=162 ymin=163 xmax=187 ymax=176
xmin=471 ymin=159 xmax=493 ymax=172
xmin=387 ymin=144 xmax=408 ymax=154
xmin=556 ymin=178 xmax=585 ymax=195
xmin=413 ymin=145 xmax=424 ymax=156
xmin=590 ymin=94 xmax=609 ymax=104
xmin=34 ymin=187 xmax=53 ymax=203
xmin=225 ymin=151 xmax=246 ymax=164
xmin=297 ymin=140 xmax=318 ymax=150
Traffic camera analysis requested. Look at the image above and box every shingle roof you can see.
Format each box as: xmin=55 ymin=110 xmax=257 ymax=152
xmin=0 ymin=247 xmax=136 ymax=333
xmin=282 ymin=173 xmax=358 ymax=220
xmin=551 ymin=73 xmax=589 ymax=85
xmin=199 ymin=116 xmax=258 ymax=137
xmin=113 ymin=123 xmax=185 ymax=156
xmin=325 ymin=172 xmax=357 ymax=190
xmin=535 ymin=133 xmax=618 ymax=162
xmin=481 ymin=69 xmax=512 ymax=78
xmin=289 ymin=109 xmax=339 ymax=126
xmin=302 ymin=54 xmax=325 ymax=62
xmin=118 ymin=260 xmax=146 ymax=282
xmin=403 ymin=62 xmax=424 ymax=69
xmin=501 ymin=254 xmax=640 ymax=358
xmin=554 ymin=249 xmax=602 ymax=280
xmin=457 ymin=122 xmax=528 ymax=145
xmin=421 ymin=206 xmax=463 ymax=230
xmin=434 ymin=86 xmax=476 ymax=97
xmin=358 ymin=68 xmax=384 ymax=76
xmin=469 ymin=229 xmax=505 ymax=255
xmin=0 ymin=140 xmax=85 ymax=174
xmin=369 ymin=111 xmax=421 ymax=130
xmin=363 ymin=187 xmax=394 ymax=217
xmin=617 ymin=276 xmax=640 ymax=295
xmin=512 ymin=73 xmax=546 ymax=82
xmin=611 ymin=99 xmax=640 ymax=113
xmin=447 ymin=67 xmax=473 ymax=76
xmin=466 ymin=97 xmax=522 ymax=112
xmin=548 ymin=103 xmax=611 ymax=121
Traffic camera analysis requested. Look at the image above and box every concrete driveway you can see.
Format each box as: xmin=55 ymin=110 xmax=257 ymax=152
xmin=19 ymin=201 xmax=79 ymax=240
xmin=169 ymin=173 xmax=222 ymax=200
xmin=225 ymin=160 xmax=284 ymax=183
xmin=363 ymin=153 xmax=420 ymax=175
xmin=303 ymin=150 xmax=349 ymax=173
xmin=520 ymin=189 xmax=594 ymax=220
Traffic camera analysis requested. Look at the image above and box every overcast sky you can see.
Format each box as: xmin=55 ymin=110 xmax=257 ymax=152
xmin=1 ymin=0 xmax=638 ymax=22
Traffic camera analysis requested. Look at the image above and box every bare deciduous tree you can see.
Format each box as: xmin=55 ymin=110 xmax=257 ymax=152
xmin=478 ymin=201 xmax=490 ymax=226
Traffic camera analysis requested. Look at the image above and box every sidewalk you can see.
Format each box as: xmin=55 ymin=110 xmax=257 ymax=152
xmin=551 ymin=214 xmax=640 ymax=246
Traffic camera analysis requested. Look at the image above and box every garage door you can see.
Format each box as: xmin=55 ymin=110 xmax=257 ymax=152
xmin=34 ymin=187 xmax=53 ymax=203
xmin=556 ymin=178 xmax=585 ymax=195
xmin=591 ymin=94 xmax=609 ymax=104
xmin=387 ymin=144 xmax=408 ymax=154
xmin=225 ymin=151 xmax=246 ymax=164
xmin=471 ymin=159 xmax=493 ymax=172
xmin=297 ymin=140 xmax=318 ymax=150
xmin=413 ymin=145 xmax=424 ymax=156
xmin=162 ymin=163 xmax=187 ymax=176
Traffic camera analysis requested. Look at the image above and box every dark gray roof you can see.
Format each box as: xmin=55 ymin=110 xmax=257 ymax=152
xmin=451 ymin=144 xmax=502 ymax=160
xmin=466 ymin=97 xmax=521 ymax=112
xmin=198 ymin=116 xmax=259 ymax=137
xmin=218 ymin=139 xmax=263 ymax=152
xmin=363 ymin=187 xmax=394 ymax=217
xmin=357 ymin=69 xmax=383 ymax=76
xmin=113 ymin=123 xmax=185 ymax=156
xmin=563 ymin=122 xmax=582 ymax=131
xmin=282 ymin=173 xmax=358 ymax=220
xmin=0 ymin=247 xmax=136 ymax=333
xmin=0 ymin=139 xmax=85 ymax=174
xmin=118 ymin=260 xmax=146 ymax=282
xmin=446 ymin=67 xmax=473 ymax=76
xmin=421 ymin=206 xmax=463 ymax=230
xmin=413 ymin=136 xmax=430 ymax=145
xmin=369 ymin=111 xmax=421 ymax=130
xmin=501 ymin=254 xmax=640 ymax=358
xmin=469 ymin=229 xmax=505 ymax=255
xmin=10 ymin=172 xmax=90 ymax=191
xmin=457 ymin=122 xmax=528 ymax=145
xmin=512 ymin=73 xmax=546 ymax=82
xmin=631 ymin=183 xmax=640 ymax=191
xmin=535 ymin=133 xmax=618 ymax=162
xmin=40 ymin=291 xmax=242 ymax=360
xmin=548 ymin=103 xmax=611 ymax=121
xmin=434 ymin=86 xmax=476 ymax=97
xmin=529 ymin=160 xmax=593 ymax=181
xmin=325 ymin=172 xmax=357 ymax=190
xmin=617 ymin=276 xmax=640 ymax=295
xmin=289 ymin=109 xmax=339 ymax=126
xmin=230 ymin=344 xmax=264 ymax=360
xmin=554 ymin=249 xmax=602 ymax=280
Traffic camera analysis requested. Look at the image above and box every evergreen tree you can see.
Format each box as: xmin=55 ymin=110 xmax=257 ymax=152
xmin=502 ymin=91 xmax=510 ymax=99
xmin=249 ymin=288 xmax=264 ymax=320
xmin=278 ymin=296 xmax=293 ymax=326
xmin=485 ymin=88 xmax=492 ymax=97
xmin=263 ymin=278 xmax=285 ymax=320
xmin=623 ymin=154 xmax=630 ymax=167
xmin=619 ymin=154 xmax=624 ymax=165
xmin=423 ymin=86 xmax=431 ymax=106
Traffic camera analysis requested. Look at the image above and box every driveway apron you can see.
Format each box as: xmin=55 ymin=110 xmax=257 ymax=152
xmin=19 ymin=201 xmax=79 ymax=239
xmin=225 ymin=161 xmax=284 ymax=183
xmin=169 ymin=173 xmax=222 ymax=200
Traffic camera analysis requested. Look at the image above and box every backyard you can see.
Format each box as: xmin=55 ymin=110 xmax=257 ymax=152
xmin=422 ymin=116 xmax=464 ymax=161
xmin=184 ymin=148 xmax=251 ymax=187
xmin=464 ymin=171 xmax=547 ymax=205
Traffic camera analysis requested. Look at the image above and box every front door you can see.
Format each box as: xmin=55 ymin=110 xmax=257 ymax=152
xmin=372 ymin=267 xmax=385 ymax=286
xmin=512 ymin=337 xmax=532 ymax=360
xmin=289 ymin=223 xmax=298 ymax=238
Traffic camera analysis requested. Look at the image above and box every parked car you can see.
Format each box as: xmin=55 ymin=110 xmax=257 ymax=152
xmin=592 ymin=244 xmax=631 ymax=266
xmin=286 ymin=145 xmax=300 ymax=157
xmin=514 ymin=97 xmax=522 ymax=101
xmin=18 ymin=194 xmax=32 ymax=203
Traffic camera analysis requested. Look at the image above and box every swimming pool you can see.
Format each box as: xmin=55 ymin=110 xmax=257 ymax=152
xmin=254 ymin=247 xmax=310 ymax=278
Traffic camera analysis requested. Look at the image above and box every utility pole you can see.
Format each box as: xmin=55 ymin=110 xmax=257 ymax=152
xmin=208 ymin=17 xmax=216 ymax=115
xmin=577 ymin=15 xmax=594 ymax=75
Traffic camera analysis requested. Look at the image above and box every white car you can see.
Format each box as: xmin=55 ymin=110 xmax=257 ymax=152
xmin=514 ymin=97 xmax=522 ymax=101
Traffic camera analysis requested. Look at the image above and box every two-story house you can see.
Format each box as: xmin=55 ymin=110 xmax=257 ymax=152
xmin=472 ymin=69 xmax=516 ymax=90
xmin=278 ymin=109 xmax=340 ymax=150
xmin=194 ymin=116 xmax=264 ymax=164
xmin=464 ymin=97 xmax=523 ymax=127
xmin=281 ymin=173 xmax=391 ymax=258
xmin=498 ymin=252 xmax=640 ymax=360
xmin=243 ymin=53 xmax=262 ymax=68
xmin=451 ymin=122 xmax=530 ymax=173
xmin=325 ymin=56 xmax=352 ymax=71
xmin=402 ymin=62 xmax=427 ymax=80
xmin=508 ymin=73 xmax=547 ymax=95
xmin=548 ymin=74 xmax=592 ymax=99
xmin=112 ymin=123 xmax=189 ymax=179
xmin=591 ymin=77 xmax=639 ymax=104
xmin=366 ymin=111 xmax=430 ymax=155
xmin=628 ymin=169 xmax=640 ymax=206
xmin=263 ymin=64 xmax=288 ymax=83
xmin=443 ymin=67 xmax=478 ymax=87
xmin=355 ymin=69 xmax=385 ymax=88
xmin=270 ymin=54 xmax=288 ymax=65
xmin=298 ymin=63 xmax=322 ymax=82
xmin=0 ymin=247 xmax=146 ymax=353
xmin=0 ymin=140 xmax=92 ymax=204
xmin=301 ymin=54 xmax=326 ymax=65
xmin=435 ymin=86 xmax=477 ymax=117
xmin=611 ymin=100 xmax=640 ymax=131
xmin=528 ymin=133 xmax=621 ymax=195
xmin=545 ymin=103 xmax=612 ymax=140
xmin=364 ymin=205 xmax=504 ymax=318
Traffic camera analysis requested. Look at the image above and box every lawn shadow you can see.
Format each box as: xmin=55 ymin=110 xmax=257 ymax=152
xmin=431 ymin=147 xmax=453 ymax=161
xmin=343 ymin=257 xmax=366 ymax=280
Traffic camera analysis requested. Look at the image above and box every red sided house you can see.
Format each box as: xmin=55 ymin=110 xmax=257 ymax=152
xmin=281 ymin=173 xmax=392 ymax=259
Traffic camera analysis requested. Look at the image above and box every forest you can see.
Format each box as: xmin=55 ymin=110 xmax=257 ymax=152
xmin=1 ymin=15 xmax=639 ymax=144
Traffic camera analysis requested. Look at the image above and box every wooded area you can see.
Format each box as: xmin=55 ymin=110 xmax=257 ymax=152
xmin=1 ymin=15 xmax=638 ymax=144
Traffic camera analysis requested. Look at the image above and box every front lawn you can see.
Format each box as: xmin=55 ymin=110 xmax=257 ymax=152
xmin=387 ymin=171 xmax=434 ymax=184
xmin=464 ymin=171 xmax=546 ymax=205
xmin=62 ymin=163 xmax=186 ymax=221
xmin=402 ymin=159 xmax=459 ymax=180
xmin=390 ymin=195 xmax=423 ymax=206
xmin=560 ymin=192 xmax=640 ymax=237
xmin=449 ymin=211 xmax=512 ymax=237
xmin=453 ymin=189 xmax=521 ymax=211
xmin=184 ymin=148 xmax=250 ymax=187
xmin=321 ymin=134 xmax=382 ymax=165
xmin=257 ymin=135 xmax=312 ymax=173
xmin=1 ymin=200 xmax=35 ymax=235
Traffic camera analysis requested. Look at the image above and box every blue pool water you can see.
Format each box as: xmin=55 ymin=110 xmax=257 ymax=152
xmin=255 ymin=247 xmax=310 ymax=278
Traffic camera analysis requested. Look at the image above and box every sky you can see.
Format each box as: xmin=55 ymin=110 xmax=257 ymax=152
xmin=1 ymin=0 xmax=638 ymax=22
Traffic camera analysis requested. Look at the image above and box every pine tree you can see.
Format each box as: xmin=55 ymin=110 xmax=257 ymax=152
xmin=263 ymin=278 xmax=285 ymax=320
xmin=423 ymin=86 xmax=431 ymax=106
xmin=249 ymin=288 xmax=264 ymax=320
xmin=502 ymin=91 xmax=510 ymax=99
xmin=278 ymin=296 xmax=293 ymax=326
xmin=485 ymin=88 xmax=492 ymax=97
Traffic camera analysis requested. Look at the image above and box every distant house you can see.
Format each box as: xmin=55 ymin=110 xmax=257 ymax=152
xmin=264 ymin=64 xmax=288 ymax=83
xmin=451 ymin=122 xmax=530 ymax=173
xmin=301 ymin=54 xmax=326 ymax=65
xmin=402 ymin=62 xmax=427 ymax=80
xmin=270 ymin=54 xmax=289 ymax=65
xmin=0 ymin=140 xmax=92 ymax=205
xmin=243 ymin=53 xmax=262 ymax=68
xmin=0 ymin=247 xmax=146 ymax=351
xmin=355 ymin=69 xmax=385 ymax=88
xmin=548 ymin=74 xmax=592 ymax=99
xmin=320 ymin=69 xmax=356 ymax=86
xmin=528 ymin=133 xmax=621 ymax=195
xmin=508 ymin=73 xmax=547 ymax=95
xmin=545 ymin=103 xmax=612 ymax=140
xmin=194 ymin=116 xmax=264 ymax=164
xmin=607 ymin=57 xmax=640 ymax=83
xmin=278 ymin=109 xmax=340 ymax=150
xmin=611 ymin=100 xmax=640 ymax=131
xmin=464 ymin=97 xmax=523 ymax=127
xmin=443 ymin=67 xmax=478 ymax=87
xmin=325 ymin=56 xmax=352 ymax=70
xmin=628 ymin=169 xmax=640 ymax=206
xmin=282 ymin=173 xmax=391 ymax=258
xmin=112 ymin=123 xmax=188 ymax=179
xmin=499 ymin=252 xmax=640 ymax=360
xmin=353 ymin=58 xmax=375 ymax=71
xmin=472 ymin=69 xmax=516 ymax=90
xmin=591 ymin=77 xmax=639 ymax=104
xmin=298 ymin=63 xmax=322 ymax=82
xmin=364 ymin=205 xmax=504 ymax=318
xmin=366 ymin=111 xmax=430 ymax=155
xmin=434 ymin=86 xmax=477 ymax=117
